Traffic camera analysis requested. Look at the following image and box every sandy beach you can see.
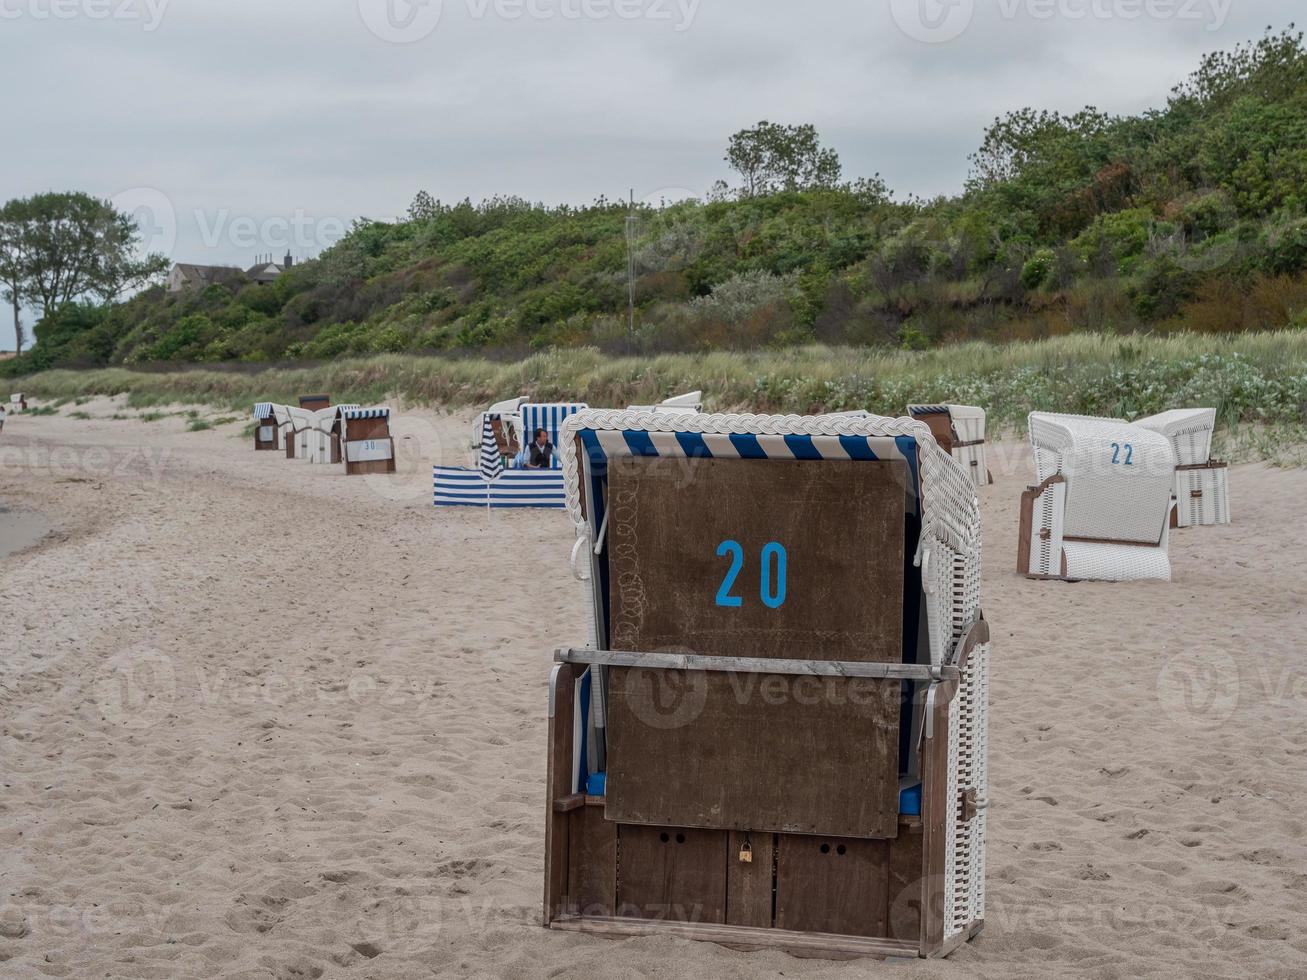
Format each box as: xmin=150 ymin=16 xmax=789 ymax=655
xmin=1 ymin=400 xmax=1305 ymax=980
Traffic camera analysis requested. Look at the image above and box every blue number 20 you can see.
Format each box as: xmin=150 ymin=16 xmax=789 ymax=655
xmin=715 ymin=540 xmax=744 ymax=607
xmin=715 ymin=540 xmax=787 ymax=609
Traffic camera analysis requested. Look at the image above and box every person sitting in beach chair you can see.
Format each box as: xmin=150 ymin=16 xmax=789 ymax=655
xmin=525 ymin=428 xmax=555 ymax=469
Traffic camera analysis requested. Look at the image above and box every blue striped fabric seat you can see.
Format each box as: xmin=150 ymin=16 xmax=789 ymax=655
xmin=433 ymin=468 xmax=567 ymax=508
xmin=519 ymin=404 xmax=587 ymax=469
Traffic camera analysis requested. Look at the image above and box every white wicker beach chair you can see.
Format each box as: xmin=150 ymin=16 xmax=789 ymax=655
xmin=544 ymin=410 xmax=989 ymax=959
xmin=1134 ymin=408 xmax=1230 ymax=529
xmin=311 ymin=405 xmax=359 ymax=464
xmin=908 ymin=405 xmax=991 ymax=490
xmin=1020 ymin=413 xmax=1177 ymax=582
xmin=9 ymin=393 xmax=26 ymax=413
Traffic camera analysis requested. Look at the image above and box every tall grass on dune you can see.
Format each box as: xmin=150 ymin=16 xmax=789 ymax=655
xmin=12 ymin=331 xmax=1307 ymax=438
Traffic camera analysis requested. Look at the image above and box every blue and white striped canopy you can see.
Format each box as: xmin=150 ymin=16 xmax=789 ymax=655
xmin=578 ymin=428 xmax=921 ymax=469
xmin=479 ymin=415 xmax=505 ymax=482
xmin=253 ymin=402 xmax=275 ymax=420
xmin=521 ymin=403 xmax=586 ymax=470
xmin=908 ymin=405 xmax=950 ymax=417
xmin=342 ymin=407 xmax=390 ymax=420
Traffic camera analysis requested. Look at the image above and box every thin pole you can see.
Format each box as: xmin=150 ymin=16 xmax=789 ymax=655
xmin=625 ymin=188 xmax=636 ymax=345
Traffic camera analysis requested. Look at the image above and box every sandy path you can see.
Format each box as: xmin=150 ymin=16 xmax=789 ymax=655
xmin=0 ymin=401 xmax=1304 ymax=980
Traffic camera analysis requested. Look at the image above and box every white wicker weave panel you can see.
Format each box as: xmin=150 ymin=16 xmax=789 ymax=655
xmin=953 ymin=444 xmax=989 ymax=490
xmin=950 ymin=406 xmax=986 ymax=445
xmin=951 ymin=638 xmax=988 ymax=936
xmin=1060 ymin=451 xmax=1174 ymax=541
xmin=1030 ymin=482 xmax=1066 ymax=577
xmin=1063 ymin=540 xmax=1172 ymax=582
xmin=1175 ymin=467 xmax=1231 ymax=527
xmin=944 ymin=695 xmax=961 ymax=940
xmin=1030 ymin=413 xmax=1175 ymax=544
xmin=1136 ymin=409 xmax=1216 ymax=466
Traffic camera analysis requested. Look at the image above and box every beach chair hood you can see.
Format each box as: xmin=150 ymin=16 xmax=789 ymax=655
xmin=560 ymin=409 xmax=981 ymax=667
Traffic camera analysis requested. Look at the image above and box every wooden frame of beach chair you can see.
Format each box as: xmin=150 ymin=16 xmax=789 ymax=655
xmin=337 ymin=407 xmax=396 ymax=475
xmin=1135 ymin=409 xmax=1231 ymax=529
xmin=907 ymin=405 xmax=992 ymax=489
xmin=252 ymin=402 xmax=279 ymax=451
xmin=1018 ymin=413 xmax=1176 ymax=582
xmin=543 ymin=410 xmax=989 ymax=959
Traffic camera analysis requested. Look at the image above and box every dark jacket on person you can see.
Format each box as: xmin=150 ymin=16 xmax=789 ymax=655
xmin=529 ymin=440 xmax=555 ymax=468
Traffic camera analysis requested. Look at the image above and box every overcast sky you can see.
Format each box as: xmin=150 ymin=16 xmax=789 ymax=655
xmin=0 ymin=0 xmax=1297 ymax=349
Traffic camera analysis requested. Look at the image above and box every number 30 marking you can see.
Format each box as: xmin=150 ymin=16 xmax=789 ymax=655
xmin=715 ymin=540 xmax=787 ymax=609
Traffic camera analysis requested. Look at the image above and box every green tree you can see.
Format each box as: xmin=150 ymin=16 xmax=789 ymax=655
xmin=408 ymin=190 xmax=438 ymax=222
xmin=0 ymin=198 xmax=32 ymax=353
xmin=18 ymin=191 xmax=167 ymax=317
xmin=725 ymin=121 xmax=843 ymax=197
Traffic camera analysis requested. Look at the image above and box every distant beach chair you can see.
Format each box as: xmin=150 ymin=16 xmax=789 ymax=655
xmin=1019 ymin=413 xmax=1176 ymax=581
xmin=9 ymin=393 xmax=27 ymax=413
xmin=1135 ymin=408 xmax=1230 ymax=529
xmin=520 ymin=402 xmax=588 ymax=468
xmin=908 ymin=404 xmax=991 ymax=489
xmin=626 ymin=390 xmax=705 ymax=417
xmin=544 ymin=410 xmax=990 ymax=958
xmin=433 ymin=400 xmax=588 ymax=509
xmin=269 ymin=404 xmax=292 ymax=458
xmin=272 ymin=405 xmax=316 ymax=461
xmin=297 ymin=395 xmax=331 ymax=459
xmin=252 ymin=402 xmax=279 ymax=451
xmin=309 ymin=405 xmax=356 ymax=464
xmin=336 ymin=407 xmax=396 ymax=475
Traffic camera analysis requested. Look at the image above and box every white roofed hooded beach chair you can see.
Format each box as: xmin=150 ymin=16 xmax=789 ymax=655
xmin=1019 ymin=413 xmax=1177 ymax=582
xmin=252 ymin=402 xmax=279 ymax=451
xmin=311 ymin=405 xmax=358 ymax=464
xmin=1135 ymin=408 xmax=1230 ymax=529
xmin=908 ymin=404 xmax=992 ymax=489
xmin=544 ymin=409 xmax=989 ymax=959
xmin=626 ymin=391 xmax=705 ymax=416
xmin=10 ymin=394 xmax=26 ymax=412
xmin=487 ymin=395 xmax=529 ymax=417
xmin=275 ymin=405 xmax=318 ymax=461
xmin=270 ymin=404 xmax=299 ymax=459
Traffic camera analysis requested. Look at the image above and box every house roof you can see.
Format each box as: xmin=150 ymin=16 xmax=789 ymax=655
xmin=173 ymin=263 xmax=245 ymax=284
xmin=246 ymin=262 xmax=284 ymax=279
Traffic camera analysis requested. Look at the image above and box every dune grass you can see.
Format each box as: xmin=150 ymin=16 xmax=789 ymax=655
xmin=10 ymin=331 xmax=1307 ymax=447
